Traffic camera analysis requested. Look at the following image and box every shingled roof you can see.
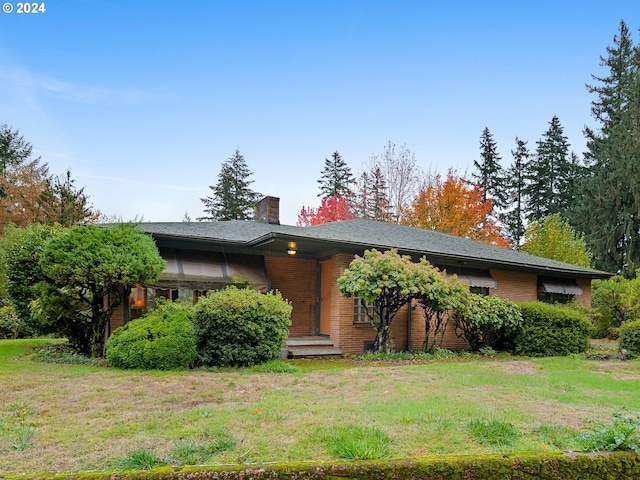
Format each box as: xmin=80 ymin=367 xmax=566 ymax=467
xmin=138 ymin=219 xmax=611 ymax=280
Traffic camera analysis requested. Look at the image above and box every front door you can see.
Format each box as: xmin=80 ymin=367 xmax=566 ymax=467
xmin=319 ymin=259 xmax=332 ymax=335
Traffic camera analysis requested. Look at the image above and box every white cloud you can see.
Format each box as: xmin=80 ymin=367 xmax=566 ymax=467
xmin=0 ymin=65 xmax=165 ymax=105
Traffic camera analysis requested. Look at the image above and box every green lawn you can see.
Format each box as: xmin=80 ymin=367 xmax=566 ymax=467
xmin=1 ymin=339 xmax=639 ymax=475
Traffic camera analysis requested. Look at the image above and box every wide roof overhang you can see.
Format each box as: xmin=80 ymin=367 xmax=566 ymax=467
xmin=149 ymin=229 xmax=610 ymax=281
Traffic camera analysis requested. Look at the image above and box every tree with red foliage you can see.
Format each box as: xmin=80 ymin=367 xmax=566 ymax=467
xmin=297 ymin=195 xmax=354 ymax=226
xmin=403 ymin=170 xmax=509 ymax=248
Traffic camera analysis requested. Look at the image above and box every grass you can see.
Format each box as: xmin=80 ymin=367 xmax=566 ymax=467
xmin=319 ymin=424 xmax=392 ymax=460
xmin=1 ymin=339 xmax=640 ymax=474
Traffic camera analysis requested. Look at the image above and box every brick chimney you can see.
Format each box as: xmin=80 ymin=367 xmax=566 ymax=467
xmin=255 ymin=196 xmax=280 ymax=225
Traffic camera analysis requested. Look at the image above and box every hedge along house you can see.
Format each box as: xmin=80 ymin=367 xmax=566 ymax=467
xmin=108 ymin=197 xmax=611 ymax=356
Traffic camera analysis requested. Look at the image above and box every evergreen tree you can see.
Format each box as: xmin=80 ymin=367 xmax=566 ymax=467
xmin=473 ymin=127 xmax=505 ymax=208
xmin=502 ymin=137 xmax=530 ymax=248
xmin=317 ymin=151 xmax=353 ymax=198
xmin=0 ymin=124 xmax=33 ymax=180
xmin=39 ymin=169 xmax=97 ymax=226
xmin=352 ymin=164 xmax=391 ymax=221
xmin=523 ymin=116 xmax=575 ymax=222
xmin=570 ymin=21 xmax=640 ymax=276
xmin=199 ymin=150 xmax=263 ymax=221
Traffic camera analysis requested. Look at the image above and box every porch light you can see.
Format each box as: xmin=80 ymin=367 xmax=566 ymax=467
xmin=287 ymin=242 xmax=297 ymax=256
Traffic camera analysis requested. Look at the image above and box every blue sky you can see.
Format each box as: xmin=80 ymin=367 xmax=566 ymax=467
xmin=1 ymin=1 xmax=639 ymax=225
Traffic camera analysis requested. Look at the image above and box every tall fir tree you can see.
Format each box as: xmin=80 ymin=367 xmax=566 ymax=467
xmin=570 ymin=21 xmax=640 ymax=276
xmin=199 ymin=149 xmax=263 ymax=221
xmin=317 ymin=151 xmax=353 ymax=198
xmin=502 ymin=137 xmax=530 ymax=248
xmin=473 ymin=127 xmax=505 ymax=208
xmin=523 ymin=116 xmax=577 ymax=222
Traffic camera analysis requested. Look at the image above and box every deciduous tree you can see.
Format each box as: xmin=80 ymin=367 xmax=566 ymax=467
xmin=414 ymin=270 xmax=470 ymax=353
xmin=521 ymin=214 xmax=592 ymax=268
xmin=297 ymin=195 xmax=354 ymax=226
xmin=369 ymin=142 xmax=422 ymax=223
xmin=199 ymin=150 xmax=262 ymax=221
xmin=0 ymin=125 xmax=98 ymax=232
xmin=404 ymin=170 xmax=509 ymax=247
xmin=0 ymin=157 xmax=49 ymax=232
xmin=337 ymin=249 xmax=426 ymax=353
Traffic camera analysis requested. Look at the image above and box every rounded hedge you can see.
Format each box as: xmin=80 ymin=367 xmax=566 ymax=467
xmin=514 ymin=302 xmax=593 ymax=357
xmin=106 ymin=301 xmax=197 ymax=370
xmin=619 ymin=320 xmax=640 ymax=356
xmin=193 ymin=286 xmax=292 ymax=367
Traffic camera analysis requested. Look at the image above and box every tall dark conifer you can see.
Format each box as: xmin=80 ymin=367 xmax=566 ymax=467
xmin=524 ymin=116 xmax=574 ymax=222
xmin=199 ymin=150 xmax=263 ymax=221
xmin=571 ymin=21 xmax=640 ymax=276
xmin=318 ymin=151 xmax=354 ymax=198
xmin=473 ymin=127 xmax=505 ymax=208
xmin=502 ymin=137 xmax=530 ymax=248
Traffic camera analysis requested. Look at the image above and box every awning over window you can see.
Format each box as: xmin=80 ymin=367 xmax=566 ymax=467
xmin=539 ymin=278 xmax=583 ymax=295
xmin=155 ymin=248 xmax=270 ymax=293
xmin=444 ymin=268 xmax=497 ymax=288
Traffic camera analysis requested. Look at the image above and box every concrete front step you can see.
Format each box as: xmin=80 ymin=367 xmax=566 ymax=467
xmin=284 ymin=336 xmax=342 ymax=358
xmin=286 ymin=336 xmax=334 ymax=347
xmin=287 ymin=347 xmax=343 ymax=358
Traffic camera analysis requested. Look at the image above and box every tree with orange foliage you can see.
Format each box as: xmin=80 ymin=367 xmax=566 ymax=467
xmin=403 ymin=170 xmax=509 ymax=248
xmin=297 ymin=195 xmax=354 ymax=226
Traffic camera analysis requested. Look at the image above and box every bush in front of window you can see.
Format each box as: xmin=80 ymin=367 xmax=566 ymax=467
xmin=106 ymin=300 xmax=197 ymax=370
xmin=453 ymin=294 xmax=522 ymax=351
xmin=513 ymin=302 xmax=593 ymax=357
xmin=619 ymin=320 xmax=640 ymax=357
xmin=193 ymin=286 xmax=292 ymax=367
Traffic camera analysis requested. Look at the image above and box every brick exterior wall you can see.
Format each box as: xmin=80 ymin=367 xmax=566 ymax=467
xmin=110 ymin=302 xmax=125 ymax=334
xmin=265 ymin=256 xmax=317 ymax=336
xmin=106 ymin=252 xmax=595 ymax=356
xmin=490 ymin=269 xmax=538 ymax=302
xmin=575 ymin=278 xmax=592 ymax=306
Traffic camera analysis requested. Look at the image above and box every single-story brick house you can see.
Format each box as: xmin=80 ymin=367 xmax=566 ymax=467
xmin=109 ymin=197 xmax=611 ymax=355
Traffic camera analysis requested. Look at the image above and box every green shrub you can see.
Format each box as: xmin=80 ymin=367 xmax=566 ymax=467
xmin=31 ymin=344 xmax=95 ymax=364
xmin=578 ymin=414 xmax=640 ymax=453
xmin=0 ymin=304 xmax=23 ymax=339
xmin=454 ymin=294 xmax=523 ymax=351
xmin=513 ymin=302 xmax=593 ymax=357
xmin=106 ymin=301 xmax=197 ymax=370
xmin=619 ymin=320 xmax=640 ymax=356
xmin=194 ymin=287 xmax=292 ymax=367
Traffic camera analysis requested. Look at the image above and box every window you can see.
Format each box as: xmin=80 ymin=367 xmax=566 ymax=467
xmin=353 ymin=296 xmax=374 ymax=325
xmin=537 ymin=277 xmax=582 ymax=304
xmin=537 ymin=292 xmax=574 ymax=304
xmin=470 ymin=286 xmax=490 ymax=296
